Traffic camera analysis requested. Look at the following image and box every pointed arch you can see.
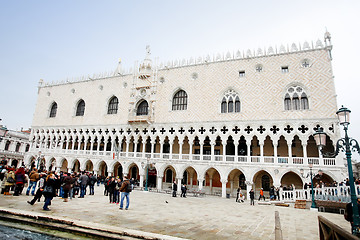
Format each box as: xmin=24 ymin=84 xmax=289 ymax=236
xmin=172 ymin=90 xmax=188 ymax=110
xmin=76 ymin=99 xmax=85 ymax=116
xmin=136 ymin=100 xmax=148 ymax=116
xmin=107 ymin=96 xmax=119 ymax=114
xmin=49 ymin=102 xmax=57 ymax=118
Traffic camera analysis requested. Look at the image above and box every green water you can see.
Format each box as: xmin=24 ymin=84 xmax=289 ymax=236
xmin=0 ymin=220 xmax=89 ymax=240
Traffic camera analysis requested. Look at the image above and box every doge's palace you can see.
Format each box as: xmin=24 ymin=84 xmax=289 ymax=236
xmin=25 ymin=32 xmax=347 ymax=198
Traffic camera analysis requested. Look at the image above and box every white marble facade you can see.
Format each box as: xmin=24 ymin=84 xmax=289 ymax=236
xmin=25 ymin=33 xmax=348 ymax=198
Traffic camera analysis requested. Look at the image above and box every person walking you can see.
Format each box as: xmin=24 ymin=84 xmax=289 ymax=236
xmin=250 ymin=189 xmax=255 ymax=205
xmin=108 ymin=177 xmax=116 ymax=203
xmin=27 ymin=172 xmax=46 ymax=205
xmin=13 ymin=167 xmax=26 ymax=196
xmin=43 ymin=173 xmax=56 ymax=211
xmin=3 ymin=168 xmax=15 ymax=195
xmin=88 ymin=173 xmax=96 ymax=195
xmin=26 ymin=168 xmax=40 ymax=196
xmin=172 ymin=181 xmax=177 ymax=197
xmin=62 ymin=173 xmax=73 ymax=202
xmin=119 ymin=176 xmax=131 ymax=210
xmin=181 ymin=184 xmax=187 ymax=198
xmin=78 ymin=171 xmax=88 ymax=198
xmin=258 ymin=188 xmax=265 ymax=201
xmin=236 ymin=187 xmax=240 ymax=202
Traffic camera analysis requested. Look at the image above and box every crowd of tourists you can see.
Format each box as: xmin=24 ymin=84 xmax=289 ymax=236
xmin=0 ymin=163 xmax=132 ymax=211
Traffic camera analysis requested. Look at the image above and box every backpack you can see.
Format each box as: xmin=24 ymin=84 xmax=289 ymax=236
xmin=126 ymin=181 xmax=132 ymax=193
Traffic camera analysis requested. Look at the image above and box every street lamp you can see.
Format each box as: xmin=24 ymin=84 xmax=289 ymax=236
xmin=300 ymin=164 xmax=322 ymax=209
xmin=141 ymin=157 xmax=151 ymax=191
xmin=313 ymin=106 xmax=360 ymax=236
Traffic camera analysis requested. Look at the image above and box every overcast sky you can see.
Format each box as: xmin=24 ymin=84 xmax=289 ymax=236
xmin=1 ymin=0 xmax=360 ymax=154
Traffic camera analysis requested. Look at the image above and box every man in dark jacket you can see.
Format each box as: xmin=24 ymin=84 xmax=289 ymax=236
xmin=79 ymin=172 xmax=89 ymax=198
xmin=172 ymin=181 xmax=177 ymax=197
xmin=119 ymin=176 xmax=131 ymax=210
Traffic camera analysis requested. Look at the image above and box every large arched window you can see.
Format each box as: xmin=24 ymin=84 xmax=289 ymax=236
xmin=49 ymin=102 xmax=57 ymax=118
xmin=76 ymin=100 xmax=85 ymax=116
xmin=284 ymin=86 xmax=309 ymax=111
xmin=137 ymin=100 xmax=148 ymax=116
xmin=172 ymin=90 xmax=188 ymax=110
xmin=107 ymin=96 xmax=119 ymax=114
xmin=221 ymin=90 xmax=241 ymax=113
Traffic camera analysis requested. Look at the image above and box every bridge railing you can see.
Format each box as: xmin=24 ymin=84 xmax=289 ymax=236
xmin=280 ymin=185 xmax=360 ymax=202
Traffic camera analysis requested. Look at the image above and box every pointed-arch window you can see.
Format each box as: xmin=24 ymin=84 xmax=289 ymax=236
xmin=284 ymin=86 xmax=309 ymax=111
xmin=107 ymin=96 xmax=119 ymax=114
xmin=284 ymin=94 xmax=291 ymax=110
xmin=301 ymin=93 xmax=309 ymax=110
xmin=49 ymin=102 xmax=57 ymax=118
xmin=235 ymin=96 xmax=241 ymax=112
xmin=137 ymin=100 xmax=148 ymax=116
xmin=228 ymin=97 xmax=234 ymax=113
xmin=292 ymin=93 xmax=300 ymax=110
xmin=76 ymin=100 xmax=85 ymax=116
xmin=221 ymin=90 xmax=241 ymax=113
xmin=172 ymin=90 xmax=187 ymax=110
xmin=221 ymin=98 xmax=227 ymax=113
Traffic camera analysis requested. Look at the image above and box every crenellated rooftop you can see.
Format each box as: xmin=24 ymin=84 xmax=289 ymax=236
xmin=39 ymin=36 xmax=332 ymax=88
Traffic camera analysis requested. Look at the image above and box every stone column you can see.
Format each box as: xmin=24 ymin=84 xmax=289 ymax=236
xmin=179 ymin=142 xmax=183 ymax=160
xmin=160 ymin=140 xmax=164 ymax=158
xmin=189 ymin=141 xmax=193 ymax=161
xmin=211 ymin=142 xmax=215 ymax=161
xmin=210 ymin=178 xmax=213 ymax=194
xmin=169 ymin=140 xmax=173 ymax=156
xmin=142 ymin=141 xmax=146 ymax=157
xmin=200 ymin=143 xmax=203 ymax=161
xmin=177 ymin=178 xmax=182 ymax=193
xmin=260 ymin=143 xmax=264 ymax=163
xmin=230 ymin=180 xmax=234 ymax=195
xmin=247 ymin=143 xmax=251 ymax=162
xmin=273 ymin=144 xmax=278 ymax=163
xmin=288 ymin=143 xmax=292 ymax=163
xmin=246 ymin=181 xmax=253 ymax=201
xmin=198 ymin=178 xmax=204 ymax=190
xmin=125 ymin=140 xmax=130 ymax=157
xmin=150 ymin=140 xmax=155 ymax=158
xmin=222 ymin=143 xmax=226 ymax=162
xmin=139 ymin=174 xmax=144 ymax=188
xmin=190 ymin=176 xmax=193 ymax=189
xmin=157 ymin=176 xmax=163 ymax=191
xmin=235 ymin=142 xmax=239 ymax=162
xmin=221 ymin=179 xmax=228 ymax=198
xmin=302 ymin=144 xmax=307 ymax=164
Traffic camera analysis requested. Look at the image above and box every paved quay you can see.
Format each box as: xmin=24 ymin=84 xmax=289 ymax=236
xmin=0 ymin=185 xmax=352 ymax=240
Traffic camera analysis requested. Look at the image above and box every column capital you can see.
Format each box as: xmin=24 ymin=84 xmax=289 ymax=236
xmin=220 ymin=179 xmax=228 ymax=184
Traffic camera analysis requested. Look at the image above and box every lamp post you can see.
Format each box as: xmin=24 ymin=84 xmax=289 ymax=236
xmin=141 ymin=157 xmax=150 ymax=191
xmin=313 ymin=106 xmax=360 ymax=236
xmin=300 ymin=164 xmax=322 ymax=209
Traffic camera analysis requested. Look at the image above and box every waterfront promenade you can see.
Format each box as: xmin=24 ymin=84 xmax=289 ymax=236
xmin=0 ymin=186 xmax=352 ymax=239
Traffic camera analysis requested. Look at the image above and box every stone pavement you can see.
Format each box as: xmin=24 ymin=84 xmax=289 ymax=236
xmin=0 ymin=185 xmax=352 ymax=240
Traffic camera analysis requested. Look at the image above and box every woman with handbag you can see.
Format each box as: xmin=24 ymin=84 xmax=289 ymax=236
xmin=43 ymin=173 xmax=56 ymax=211
xmin=3 ymin=168 xmax=15 ymax=195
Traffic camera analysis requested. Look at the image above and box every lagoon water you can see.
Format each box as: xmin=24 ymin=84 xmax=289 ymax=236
xmin=0 ymin=224 xmax=68 ymax=240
